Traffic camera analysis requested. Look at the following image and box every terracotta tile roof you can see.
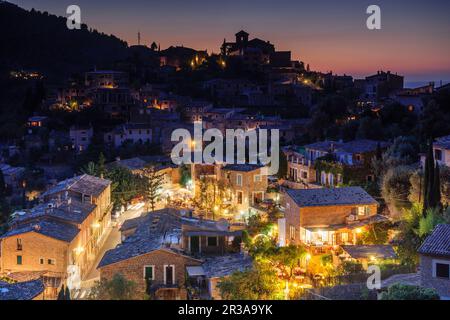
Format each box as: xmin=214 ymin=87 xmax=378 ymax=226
xmin=202 ymin=253 xmax=253 ymax=278
xmin=381 ymin=273 xmax=420 ymax=288
xmin=99 ymin=209 xmax=242 ymax=268
xmin=222 ymin=164 xmax=263 ymax=172
xmin=98 ymin=209 xmax=183 ymax=268
xmin=41 ymin=174 xmax=111 ymax=198
xmin=4 ymin=271 xmax=47 ymax=282
xmin=1 ymin=219 xmax=79 ymax=243
xmin=434 ymin=135 xmax=450 ymax=149
xmin=0 ymin=279 xmax=44 ymax=300
xmin=336 ymin=140 xmax=390 ymax=154
xmin=303 ymin=214 xmax=388 ymax=231
xmin=304 ymin=140 xmax=343 ymax=152
xmin=304 ymin=139 xmax=389 ymax=154
xmin=341 ymin=245 xmax=397 ymax=260
xmin=12 ymin=199 xmax=96 ymax=225
xmin=108 ymin=155 xmax=175 ymax=172
xmin=418 ymin=224 xmax=450 ymax=257
xmin=286 ymin=186 xmax=378 ymax=207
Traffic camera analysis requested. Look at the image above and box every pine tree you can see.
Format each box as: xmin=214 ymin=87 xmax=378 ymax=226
xmin=142 ymin=166 xmax=164 ymax=212
xmin=57 ymin=285 xmax=66 ymax=300
xmin=97 ymin=152 xmax=106 ymax=178
xmin=375 ymin=142 xmax=382 ymax=160
xmin=432 ymin=162 xmax=441 ymax=210
xmin=64 ymin=286 xmax=71 ymax=300
xmin=423 ymin=140 xmax=435 ymax=216
xmin=277 ymin=150 xmax=288 ymax=179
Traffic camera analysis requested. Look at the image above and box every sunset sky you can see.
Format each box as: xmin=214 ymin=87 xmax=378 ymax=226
xmin=15 ymin=0 xmax=450 ymax=84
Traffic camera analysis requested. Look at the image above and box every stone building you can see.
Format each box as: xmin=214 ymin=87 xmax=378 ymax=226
xmin=418 ymin=224 xmax=450 ymax=299
xmin=284 ymin=140 xmax=390 ymax=188
xmin=420 ymin=135 xmax=450 ymax=168
xmin=281 ymin=187 xmax=385 ymax=248
xmin=220 ymin=164 xmax=268 ymax=216
xmin=98 ymin=209 xmax=245 ymax=300
xmin=107 ymin=155 xmax=181 ymax=187
xmin=69 ymin=125 xmax=93 ymax=153
xmin=0 ymin=174 xmax=112 ymax=298
xmin=98 ymin=209 xmax=200 ymax=300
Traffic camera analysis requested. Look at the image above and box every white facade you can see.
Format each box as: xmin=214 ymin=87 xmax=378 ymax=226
xmin=70 ymin=126 xmax=93 ymax=153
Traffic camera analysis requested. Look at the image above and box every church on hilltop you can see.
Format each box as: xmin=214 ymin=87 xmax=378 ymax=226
xmin=221 ymin=30 xmax=295 ymax=70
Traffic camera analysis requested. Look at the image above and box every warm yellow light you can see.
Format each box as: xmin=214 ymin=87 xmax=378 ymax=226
xmin=224 ymin=209 xmax=229 ymax=214
xmin=75 ymin=246 xmax=84 ymax=254
xmin=92 ymin=222 xmax=100 ymax=229
xmin=306 ymin=253 xmax=312 ymax=261
xmin=355 ymin=228 xmax=363 ymax=234
xmin=370 ymin=255 xmax=377 ymax=261
xmin=213 ymin=206 xmax=219 ymax=211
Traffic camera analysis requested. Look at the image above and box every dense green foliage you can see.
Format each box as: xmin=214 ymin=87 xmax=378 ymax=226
xmin=218 ymin=263 xmax=283 ymax=300
xmin=380 ymin=283 xmax=439 ymax=300
xmin=142 ymin=166 xmax=165 ymax=212
xmin=88 ymin=273 xmax=139 ymax=300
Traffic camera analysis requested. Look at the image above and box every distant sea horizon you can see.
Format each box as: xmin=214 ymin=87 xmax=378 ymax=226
xmin=404 ymin=80 xmax=450 ymax=89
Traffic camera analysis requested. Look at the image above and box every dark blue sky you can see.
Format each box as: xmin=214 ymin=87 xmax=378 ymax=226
xmin=14 ymin=0 xmax=450 ymax=83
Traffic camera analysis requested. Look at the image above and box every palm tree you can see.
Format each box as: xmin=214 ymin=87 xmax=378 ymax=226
xmin=81 ymin=161 xmax=98 ymax=176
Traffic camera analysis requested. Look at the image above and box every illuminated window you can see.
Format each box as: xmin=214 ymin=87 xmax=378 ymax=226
xmin=236 ymin=191 xmax=243 ymax=205
xmin=358 ymin=207 xmax=365 ymax=216
xmin=289 ymin=226 xmax=296 ymax=240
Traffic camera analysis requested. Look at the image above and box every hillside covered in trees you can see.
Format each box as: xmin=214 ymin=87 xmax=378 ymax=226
xmin=0 ymin=1 xmax=130 ymax=79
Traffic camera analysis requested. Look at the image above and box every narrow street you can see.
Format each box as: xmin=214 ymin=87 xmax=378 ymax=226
xmin=74 ymin=203 xmax=147 ymax=299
